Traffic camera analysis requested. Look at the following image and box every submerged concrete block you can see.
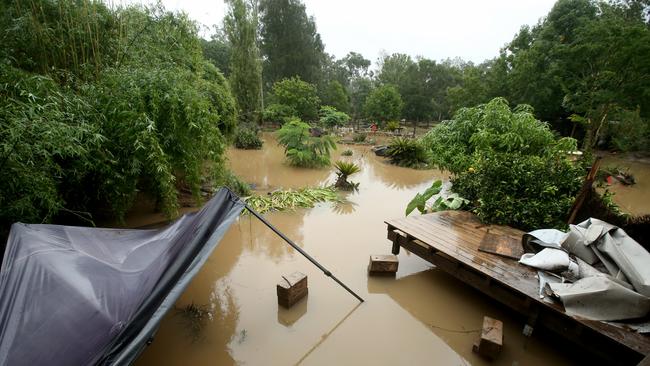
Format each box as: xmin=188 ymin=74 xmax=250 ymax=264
xmin=277 ymin=271 xmax=308 ymax=308
xmin=472 ymin=316 xmax=503 ymax=360
xmin=368 ymin=254 xmax=399 ymax=275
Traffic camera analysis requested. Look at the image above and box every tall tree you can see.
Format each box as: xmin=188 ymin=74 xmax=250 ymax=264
xmin=320 ymin=80 xmax=350 ymax=112
xmin=271 ymin=77 xmax=321 ymax=121
xmin=259 ymin=0 xmax=325 ymax=86
xmin=224 ymin=0 xmax=263 ymax=124
xmin=364 ymin=84 xmax=403 ymax=124
xmin=201 ymin=30 xmax=231 ymax=75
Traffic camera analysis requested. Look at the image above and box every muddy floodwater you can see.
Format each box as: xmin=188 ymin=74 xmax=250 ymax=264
xmin=135 ymin=133 xmax=585 ymax=366
xmin=601 ymin=155 xmax=650 ymax=216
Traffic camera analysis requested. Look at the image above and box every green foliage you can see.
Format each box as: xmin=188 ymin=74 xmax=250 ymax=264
xmin=334 ymin=160 xmax=361 ymax=190
xmin=385 ymin=138 xmax=430 ymax=169
xmin=320 ymin=80 xmax=350 ymax=112
xmin=405 ymin=180 xmax=442 ymax=216
xmin=364 ymin=84 xmax=403 ymax=123
xmin=421 ymin=98 xmax=584 ymax=230
xmin=216 ymin=170 xmax=251 ymax=197
xmin=234 ymin=128 xmax=263 ymax=149
xmin=352 ymin=133 xmax=367 ymax=143
xmin=245 ymin=187 xmax=340 ymax=214
xmin=341 ymin=149 xmax=353 ymax=156
xmin=263 ymin=103 xmax=296 ymax=124
xmin=225 ymin=0 xmax=262 ymax=124
xmin=606 ymin=108 xmax=650 ymax=152
xmin=259 ymin=0 xmax=325 ymax=85
xmin=319 ymin=106 xmax=350 ymax=128
xmin=271 ymin=77 xmax=321 ymax=121
xmin=0 ymin=64 xmax=103 ymax=225
xmin=385 ymin=121 xmax=401 ymax=131
xmin=277 ymin=119 xmax=336 ymax=167
xmin=406 ymin=180 xmax=469 ymax=216
xmin=0 ymin=0 xmax=240 ymax=228
xmin=201 ymin=32 xmax=231 ymax=75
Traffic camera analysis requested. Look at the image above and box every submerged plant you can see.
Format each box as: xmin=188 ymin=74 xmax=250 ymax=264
xmin=175 ymin=302 xmax=213 ymax=342
xmin=277 ymin=119 xmax=336 ymax=167
xmin=245 ymin=187 xmax=340 ymax=214
xmin=234 ymin=128 xmax=263 ymax=149
xmin=333 ymin=160 xmax=361 ymax=191
xmin=385 ymin=137 xmax=430 ymax=168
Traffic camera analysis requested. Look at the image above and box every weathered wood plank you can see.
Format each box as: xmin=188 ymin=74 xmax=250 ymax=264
xmin=385 ymin=211 xmax=650 ymax=363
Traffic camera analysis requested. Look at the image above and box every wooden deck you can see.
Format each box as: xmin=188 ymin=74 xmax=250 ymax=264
xmin=386 ymin=210 xmax=650 ymax=365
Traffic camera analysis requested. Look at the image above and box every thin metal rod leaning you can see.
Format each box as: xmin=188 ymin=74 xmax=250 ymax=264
xmin=244 ymin=204 xmax=365 ymax=303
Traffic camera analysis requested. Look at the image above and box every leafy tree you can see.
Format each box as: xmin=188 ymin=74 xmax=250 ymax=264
xmin=364 ymin=84 xmax=403 ymax=123
xmin=201 ymin=31 xmax=231 ymax=75
xmin=319 ymin=106 xmax=350 ymax=128
xmin=349 ymin=77 xmax=374 ymax=119
xmin=263 ymin=103 xmax=297 ymax=124
xmin=320 ymin=80 xmax=350 ymax=112
xmin=259 ymin=0 xmax=325 ymax=85
xmin=271 ymin=77 xmax=321 ymax=121
xmin=224 ymin=0 xmax=263 ymax=124
xmin=276 ymin=118 xmax=336 ymax=167
xmin=421 ymin=98 xmax=585 ymax=230
xmin=342 ymin=52 xmax=371 ymax=79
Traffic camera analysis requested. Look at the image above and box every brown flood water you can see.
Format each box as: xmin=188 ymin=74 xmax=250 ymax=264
xmin=601 ymin=155 xmax=650 ymax=216
xmin=135 ymin=133 xmax=580 ymax=366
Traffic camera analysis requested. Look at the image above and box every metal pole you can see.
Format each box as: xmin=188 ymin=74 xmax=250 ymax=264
xmin=244 ymin=204 xmax=364 ymax=303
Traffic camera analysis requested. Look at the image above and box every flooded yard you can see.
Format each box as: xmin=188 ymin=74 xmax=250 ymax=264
xmin=135 ymin=133 xmax=584 ymax=365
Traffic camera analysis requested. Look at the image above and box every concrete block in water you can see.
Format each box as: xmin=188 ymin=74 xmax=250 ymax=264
xmin=277 ymin=272 xmax=308 ymax=308
xmin=472 ymin=316 xmax=503 ymax=360
xmin=368 ymin=254 xmax=399 ymax=275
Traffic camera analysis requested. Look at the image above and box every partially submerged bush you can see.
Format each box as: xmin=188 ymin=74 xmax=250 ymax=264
xmin=277 ymin=119 xmax=336 ymax=168
xmin=385 ymin=121 xmax=401 ymax=132
xmin=263 ymin=103 xmax=296 ymax=125
xmin=421 ymin=98 xmax=585 ymax=231
xmin=334 ymin=161 xmax=361 ymax=190
xmin=319 ymin=106 xmax=350 ymax=128
xmin=341 ymin=149 xmax=353 ymax=156
xmin=385 ymin=137 xmax=430 ymax=168
xmin=234 ymin=128 xmax=263 ymax=149
xmin=352 ymin=133 xmax=367 ymax=143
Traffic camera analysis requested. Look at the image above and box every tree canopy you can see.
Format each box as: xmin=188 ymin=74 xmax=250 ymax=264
xmin=259 ymin=0 xmax=325 ymax=86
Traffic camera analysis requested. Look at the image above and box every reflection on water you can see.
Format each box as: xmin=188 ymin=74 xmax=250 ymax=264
xmin=135 ymin=133 xmax=579 ymax=366
xmin=601 ymin=155 xmax=650 ymax=216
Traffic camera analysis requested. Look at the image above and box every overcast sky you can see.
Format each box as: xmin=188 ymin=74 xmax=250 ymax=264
xmin=120 ymin=0 xmax=557 ymax=64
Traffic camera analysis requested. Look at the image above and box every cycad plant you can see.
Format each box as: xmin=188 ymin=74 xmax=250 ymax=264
xmin=334 ymin=160 xmax=361 ymax=190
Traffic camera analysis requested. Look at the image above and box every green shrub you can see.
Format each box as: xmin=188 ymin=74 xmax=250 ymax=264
xmin=606 ymin=108 xmax=650 ymax=152
xmin=342 ymin=149 xmax=353 ymax=156
xmin=270 ymin=77 xmax=320 ymax=121
xmin=334 ymin=160 xmax=361 ymax=190
xmin=263 ymin=103 xmax=296 ymax=124
xmin=385 ymin=137 xmax=430 ymax=168
xmin=385 ymin=121 xmax=400 ymax=131
xmin=352 ymin=133 xmax=367 ymax=143
xmin=0 ymin=0 xmax=239 ymax=228
xmin=216 ymin=170 xmax=251 ymax=197
xmin=234 ymin=128 xmax=263 ymax=149
xmin=277 ymin=119 xmax=336 ymax=167
xmin=421 ymin=98 xmax=585 ymax=231
xmin=319 ymin=106 xmax=350 ymax=128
